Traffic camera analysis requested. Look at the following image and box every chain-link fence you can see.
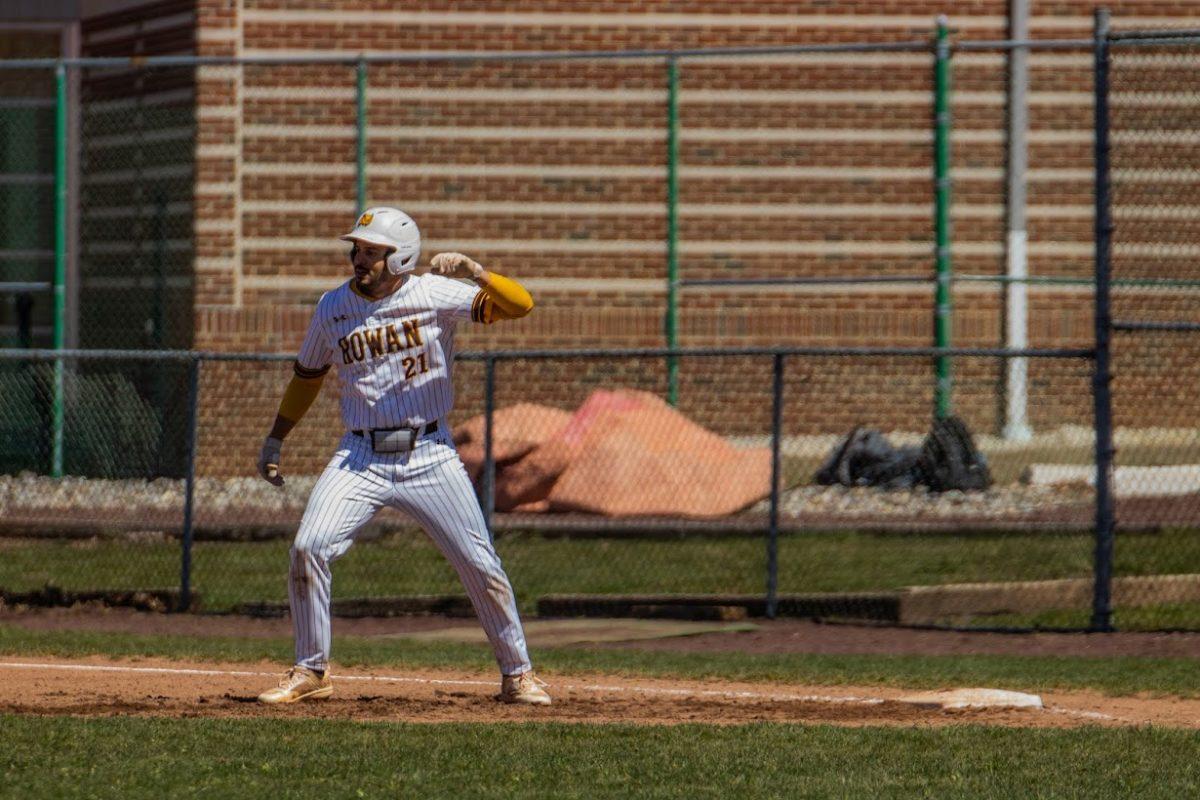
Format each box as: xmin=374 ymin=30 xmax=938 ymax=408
xmin=1104 ymin=21 xmax=1200 ymax=630
xmin=3 ymin=14 xmax=1200 ymax=630
xmin=78 ymin=64 xmax=196 ymax=352
xmin=0 ymin=344 xmax=1106 ymax=626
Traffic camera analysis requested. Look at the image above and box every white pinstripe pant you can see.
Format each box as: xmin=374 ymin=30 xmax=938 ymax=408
xmin=289 ymin=428 xmax=532 ymax=676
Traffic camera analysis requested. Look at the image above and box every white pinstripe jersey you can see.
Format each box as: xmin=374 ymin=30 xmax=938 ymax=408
xmin=295 ymin=274 xmax=487 ymax=431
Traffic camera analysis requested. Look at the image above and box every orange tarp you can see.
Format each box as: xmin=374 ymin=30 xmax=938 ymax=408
xmin=455 ymin=402 xmax=572 ymax=482
xmin=455 ymin=390 xmax=771 ymax=518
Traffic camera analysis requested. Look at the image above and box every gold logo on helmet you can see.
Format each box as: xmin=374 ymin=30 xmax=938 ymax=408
xmin=358 ymin=212 xmax=374 ymax=226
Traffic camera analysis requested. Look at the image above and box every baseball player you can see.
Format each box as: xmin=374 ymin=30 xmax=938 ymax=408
xmin=255 ymin=206 xmax=550 ymax=706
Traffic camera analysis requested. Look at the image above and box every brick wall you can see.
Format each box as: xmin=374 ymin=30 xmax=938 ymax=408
xmin=172 ymin=0 xmax=1200 ymax=475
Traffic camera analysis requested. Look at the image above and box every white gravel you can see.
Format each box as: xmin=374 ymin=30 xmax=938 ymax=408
xmin=0 ymin=472 xmax=1092 ymax=523
xmin=1 ymin=425 xmax=1174 ymax=523
xmin=0 ymin=473 xmax=318 ymax=515
xmin=753 ymin=483 xmax=1092 ymax=520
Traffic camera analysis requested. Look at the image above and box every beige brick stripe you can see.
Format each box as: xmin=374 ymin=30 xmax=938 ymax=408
xmin=239 ymin=122 xmax=1094 ymax=145
xmin=237 ymin=237 xmax=1100 ymax=257
xmin=237 ymin=275 xmax=1200 ymax=297
xmin=234 ymin=201 xmax=1192 ymax=220
xmin=237 ymin=10 xmax=1200 ymax=30
xmin=239 ymin=10 xmax=1009 ymax=28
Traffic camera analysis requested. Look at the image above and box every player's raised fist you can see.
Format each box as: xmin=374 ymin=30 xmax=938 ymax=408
xmin=430 ymin=252 xmax=485 ymax=281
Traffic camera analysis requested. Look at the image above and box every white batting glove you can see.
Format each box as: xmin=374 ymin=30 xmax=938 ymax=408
xmin=257 ymin=436 xmax=285 ymax=487
xmin=430 ymin=252 xmax=485 ymax=281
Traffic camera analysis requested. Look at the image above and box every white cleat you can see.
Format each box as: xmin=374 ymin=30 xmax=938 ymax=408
xmin=498 ymin=671 xmax=552 ymax=706
xmin=257 ymin=666 xmax=333 ymax=705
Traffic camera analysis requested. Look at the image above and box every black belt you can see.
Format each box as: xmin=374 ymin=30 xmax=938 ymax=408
xmin=352 ymin=421 xmax=438 ymax=438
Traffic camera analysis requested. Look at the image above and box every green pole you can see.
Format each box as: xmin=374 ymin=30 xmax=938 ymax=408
xmin=933 ymin=16 xmax=953 ymax=419
xmin=52 ymin=62 xmax=67 ymax=477
xmin=665 ymin=56 xmax=680 ymax=406
xmin=356 ymin=58 xmax=368 ymax=213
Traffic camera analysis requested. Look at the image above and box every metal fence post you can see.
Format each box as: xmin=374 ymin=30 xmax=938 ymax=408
xmin=1090 ymin=7 xmax=1117 ymax=633
xmin=1004 ymin=0 xmax=1033 ymax=442
xmin=356 ymin=57 xmax=368 ymax=212
xmin=766 ymin=353 xmax=784 ymax=618
xmin=932 ymin=16 xmax=954 ymax=419
xmin=51 ymin=61 xmax=68 ymax=477
xmin=483 ymin=355 xmax=497 ymax=538
xmin=664 ymin=56 xmax=681 ymax=406
xmin=180 ymin=356 xmax=201 ymax=611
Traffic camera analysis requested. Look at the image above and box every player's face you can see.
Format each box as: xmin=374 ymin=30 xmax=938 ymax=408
xmin=351 ymin=242 xmax=391 ymax=287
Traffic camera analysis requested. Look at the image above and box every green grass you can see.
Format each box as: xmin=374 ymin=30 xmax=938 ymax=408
xmin=3 ymin=624 xmax=1199 ymax=697
xmin=10 ymin=528 xmax=1199 ymax=614
xmin=975 ymin=602 xmax=1200 ymax=631
xmin=2 ymin=717 xmax=1199 ymax=799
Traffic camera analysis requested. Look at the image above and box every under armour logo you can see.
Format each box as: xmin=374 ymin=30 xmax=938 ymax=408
xmin=332 ymin=314 xmax=349 ymax=322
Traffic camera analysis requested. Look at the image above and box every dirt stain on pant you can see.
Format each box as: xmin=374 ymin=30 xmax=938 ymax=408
xmin=290 ymin=547 xmax=313 ymax=594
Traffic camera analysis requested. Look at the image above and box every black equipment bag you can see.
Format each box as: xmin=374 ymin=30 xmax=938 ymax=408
xmin=917 ymin=415 xmax=992 ymax=492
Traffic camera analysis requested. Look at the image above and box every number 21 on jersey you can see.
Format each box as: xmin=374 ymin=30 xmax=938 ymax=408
xmin=402 ymin=353 xmax=429 ymax=380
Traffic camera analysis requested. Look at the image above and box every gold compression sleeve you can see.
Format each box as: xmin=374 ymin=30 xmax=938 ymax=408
xmin=470 ymin=271 xmax=534 ymax=323
xmin=277 ymin=371 xmax=325 ymax=423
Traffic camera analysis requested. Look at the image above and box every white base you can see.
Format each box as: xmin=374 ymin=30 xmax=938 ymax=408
xmin=897 ymin=687 xmax=1044 ymax=710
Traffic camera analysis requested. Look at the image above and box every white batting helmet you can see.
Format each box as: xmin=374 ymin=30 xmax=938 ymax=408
xmin=340 ymin=206 xmax=421 ymax=275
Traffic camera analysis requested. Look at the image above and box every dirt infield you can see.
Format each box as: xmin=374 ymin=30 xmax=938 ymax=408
xmin=1 ymin=655 xmax=1198 ymax=729
xmin=5 ymin=609 xmax=1200 ymax=729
